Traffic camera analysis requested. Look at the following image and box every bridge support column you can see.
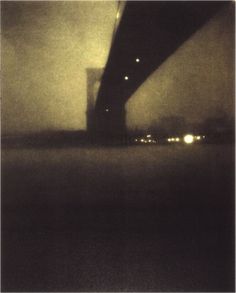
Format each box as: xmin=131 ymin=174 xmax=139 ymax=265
xmin=94 ymin=105 xmax=127 ymax=144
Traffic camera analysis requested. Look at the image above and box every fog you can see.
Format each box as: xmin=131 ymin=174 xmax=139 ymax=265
xmin=2 ymin=1 xmax=117 ymax=135
xmin=2 ymin=3 xmax=234 ymax=135
xmin=126 ymin=4 xmax=234 ymax=130
xmin=2 ymin=144 xmax=234 ymax=291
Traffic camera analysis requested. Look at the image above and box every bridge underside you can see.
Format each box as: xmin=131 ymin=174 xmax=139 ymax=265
xmin=92 ymin=1 xmax=227 ymax=140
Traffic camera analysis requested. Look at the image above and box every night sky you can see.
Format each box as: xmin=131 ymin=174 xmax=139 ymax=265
xmin=2 ymin=1 xmax=118 ymax=134
xmin=97 ymin=1 xmax=228 ymax=106
xmin=2 ymin=1 xmax=234 ymax=135
xmin=126 ymin=2 xmax=234 ymax=129
xmin=1 ymin=3 xmax=235 ymax=291
xmin=96 ymin=1 xmax=234 ymax=133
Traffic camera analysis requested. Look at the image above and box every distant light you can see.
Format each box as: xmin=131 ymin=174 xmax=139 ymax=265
xmin=116 ymin=11 xmax=120 ymax=19
xmin=146 ymin=134 xmax=151 ymax=138
xmin=124 ymin=76 xmax=129 ymax=80
xmin=135 ymin=139 xmax=138 ymax=142
xmin=184 ymin=134 xmax=194 ymax=144
xmin=148 ymin=139 xmax=152 ymax=143
xmin=175 ymin=138 xmax=180 ymax=142
xmin=136 ymin=58 xmax=140 ymax=63
xmin=167 ymin=138 xmax=171 ymax=142
xmin=105 ymin=108 xmax=109 ymax=112
xmin=141 ymin=139 xmax=144 ymax=142
xmin=196 ymin=136 xmax=201 ymax=140
xmin=203 ymin=136 xmax=206 ymax=138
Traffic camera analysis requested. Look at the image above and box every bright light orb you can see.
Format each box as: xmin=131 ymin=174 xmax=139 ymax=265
xmin=136 ymin=58 xmax=140 ymax=63
xmin=105 ymin=108 xmax=109 ymax=112
xmin=184 ymin=134 xmax=194 ymax=144
xmin=124 ymin=76 xmax=129 ymax=80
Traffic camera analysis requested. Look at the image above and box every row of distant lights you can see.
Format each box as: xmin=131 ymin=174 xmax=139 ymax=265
xmin=105 ymin=58 xmax=140 ymax=112
xmin=168 ymin=134 xmax=206 ymax=144
xmin=135 ymin=134 xmax=157 ymax=144
xmin=134 ymin=134 xmax=206 ymax=145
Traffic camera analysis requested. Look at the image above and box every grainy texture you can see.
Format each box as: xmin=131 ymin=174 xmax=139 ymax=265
xmin=126 ymin=4 xmax=234 ymax=129
xmin=2 ymin=145 xmax=234 ymax=291
xmin=2 ymin=1 xmax=117 ymax=134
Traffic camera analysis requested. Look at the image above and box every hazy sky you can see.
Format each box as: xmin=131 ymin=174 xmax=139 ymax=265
xmin=2 ymin=1 xmax=117 ymax=135
xmin=126 ymin=4 xmax=234 ymax=130
xmin=2 ymin=2 xmax=234 ymax=135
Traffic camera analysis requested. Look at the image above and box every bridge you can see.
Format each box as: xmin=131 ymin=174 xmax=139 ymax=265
xmin=87 ymin=1 xmax=227 ymax=141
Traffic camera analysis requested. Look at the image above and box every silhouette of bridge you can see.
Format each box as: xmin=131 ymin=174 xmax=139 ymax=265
xmin=86 ymin=1 xmax=227 ymax=141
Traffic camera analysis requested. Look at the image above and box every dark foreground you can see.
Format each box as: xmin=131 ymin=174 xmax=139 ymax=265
xmin=2 ymin=144 xmax=235 ymax=292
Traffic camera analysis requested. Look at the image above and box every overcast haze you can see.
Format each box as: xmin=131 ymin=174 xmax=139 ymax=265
xmin=126 ymin=4 xmax=234 ymax=130
xmin=2 ymin=1 xmax=117 ymax=135
xmin=2 ymin=2 xmax=234 ymax=135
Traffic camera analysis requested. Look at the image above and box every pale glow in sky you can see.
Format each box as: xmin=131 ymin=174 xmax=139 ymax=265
xmin=126 ymin=4 xmax=234 ymax=130
xmin=2 ymin=1 xmax=118 ymax=135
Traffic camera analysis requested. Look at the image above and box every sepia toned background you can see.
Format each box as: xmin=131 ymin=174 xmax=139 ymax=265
xmin=2 ymin=1 xmax=234 ymax=135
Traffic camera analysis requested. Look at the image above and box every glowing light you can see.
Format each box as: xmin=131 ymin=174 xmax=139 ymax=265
xmin=196 ymin=136 xmax=201 ymax=140
xmin=146 ymin=134 xmax=151 ymax=138
xmin=116 ymin=11 xmax=120 ymax=19
xmin=135 ymin=139 xmax=137 ymax=142
xmin=124 ymin=76 xmax=129 ymax=80
xmin=184 ymin=134 xmax=194 ymax=144
xmin=148 ymin=139 xmax=152 ymax=143
xmin=136 ymin=58 xmax=140 ymax=63
xmin=105 ymin=108 xmax=109 ymax=112
xmin=167 ymin=138 xmax=171 ymax=142
xmin=141 ymin=139 xmax=144 ymax=142
xmin=175 ymin=138 xmax=180 ymax=142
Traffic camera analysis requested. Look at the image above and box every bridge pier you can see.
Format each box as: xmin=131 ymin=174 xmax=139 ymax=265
xmin=86 ymin=68 xmax=127 ymax=143
xmin=93 ymin=105 xmax=127 ymax=144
